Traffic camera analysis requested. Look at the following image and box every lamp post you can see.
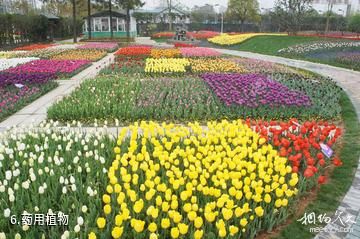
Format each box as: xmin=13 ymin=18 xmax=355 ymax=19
xmin=214 ymin=4 xmax=224 ymax=33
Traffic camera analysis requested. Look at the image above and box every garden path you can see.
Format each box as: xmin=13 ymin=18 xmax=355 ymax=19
xmin=0 ymin=52 xmax=116 ymax=133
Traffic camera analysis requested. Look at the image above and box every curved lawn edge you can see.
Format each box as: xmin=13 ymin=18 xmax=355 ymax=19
xmin=206 ymin=35 xmax=360 ymax=72
xmin=273 ymin=91 xmax=360 ymax=239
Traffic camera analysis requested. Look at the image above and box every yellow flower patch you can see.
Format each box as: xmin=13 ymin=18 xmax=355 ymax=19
xmin=151 ymin=48 xmax=181 ymax=58
xmin=51 ymin=49 xmax=107 ymax=61
xmin=208 ymin=33 xmax=287 ymax=46
xmin=190 ymin=58 xmax=245 ymax=73
xmin=91 ymin=120 xmax=298 ymax=239
xmin=145 ymin=58 xmax=190 ymax=73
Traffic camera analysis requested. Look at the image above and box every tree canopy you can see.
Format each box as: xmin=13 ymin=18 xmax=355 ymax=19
xmin=226 ymin=0 xmax=260 ymax=30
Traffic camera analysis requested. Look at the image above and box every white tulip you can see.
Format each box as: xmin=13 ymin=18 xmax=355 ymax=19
xmin=44 ymin=167 xmax=49 ymax=173
xmin=70 ymin=176 xmax=75 ymax=184
xmin=74 ymin=224 xmax=80 ymax=233
xmin=4 ymin=208 xmax=10 ymax=217
xmin=62 ymin=186 xmax=67 ymax=194
xmin=34 ymin=206 xmax=39 ymax=212
xmin=14 ymin=183 xmax=19 ymax=190
xmin=30 ymin=173 xmax=36 ymax=182
xmin=0 ymin=185 xmax=5 ymax=192
xmin=0 ymin=154 xmax=3 ymax=161
xmin=0 ymin=232 xmax=6 ymax=239
xmin=77 ymin=166 xmax=82 ymax=173
xmin=38 ymin=155 xmax=44 ymax=164
xmin=5 ymin=171 xmax=12 ymax=180
xmin=81 ymin=205 xmax=88 ymax=213
xmin=73 ymin=156 xmax=79 ymax=164
xmin=38 ymin=186 xmax=45 ymax=194
xmin=22 ymin=225 xmax=29 ymax=231
xmin=71 ymin=184 xmax=77 ymax=192
xmin=59 ymin=176 xmax=65 ymax=184
xmin=13 ymin=169 xmax=20 ymax=177
xmin=38 ymin=169 xmax=43 ymax=175
xmin=77 ymin=216 xmax=84 ymax=225
xmin=9 ymin=194 xmax=15 ymax=202
xmin=14 ymin=233 xmax=21 ymax=239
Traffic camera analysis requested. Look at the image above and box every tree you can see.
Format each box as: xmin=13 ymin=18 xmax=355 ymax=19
xmin=273 ymin=0 xmax=312 ymax=34
xmin=41 ymin=0 xmax=78 ymax=42
xmin=191 ymin=4 xmax=216 ymax=23
xmin=348 ymin=14 xmax=360 ymax=35
xmin=87 ymin=0 xmax=91 ymax=39
xmin=116 ymin=0 xmax=144 ymax=38
xmin=324 ymin=0 xmax=334 ymax=32
xmin=226 ymin=0 xmax=260 ymax=32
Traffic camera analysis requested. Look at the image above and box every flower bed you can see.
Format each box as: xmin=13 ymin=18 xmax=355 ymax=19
xmin=180 ymin=47 xmax=221 ymax=57
xmin=51 ymin=49 xmax=107 ymax=61
xmin=190 ymin=58 xmax=245 ymax=73
xmin=152 ymin=32 xmax=175 ymax=39
xmin=21 ymin=48 xmax=68 ymax=58
xmin=278 ymin=41 xmax=360 ymax=54
xmin=77 ymin=42 xmax=119 ymax=52
xmin=150 ymin=48 xmax=181 ymax=58
xmin=249 ymin=119 xmax=342 ymax=181
xmin=0 ymin=82 xmax=57 ymax=121
xmin=102 ymin=57 xmax=145 ymax=76
xmin=230 ymin=58 xmax=299 ymax=74
xmin=5 ymin=59 xmax=91 ymax=76
xmin=0 ymin=58 xmax=39 ymax=71
xmin=0 ymin=123 xmax=115 ymax=238
xmin=145 ymin=58 xmax=190 ymax=73
xmin=174 ymin=42 xmax=195 ymax=48
xmin=335 ymin=52 xmax=360 ymax=69
xmin=48 ymin=71 xmax=341 ymax=122
xmin=187 ymin=30 xmax=220 ymax=39
xmin=89 ymin=120 xmax=299 ymax=239
xmin=201 ymin=73 xmax=312 ymax=107
xmin=0 ymin=72 xmax=56 ymax=87
xmin=208 ymin=33 xmax=287 ymax=46
xmin=13 ymin=43 xmax=55 ymax=51
xmin=115 ymin=46 xmax=152 ymax=57
xmin=0 ymin=51 xmax=26 ymax=59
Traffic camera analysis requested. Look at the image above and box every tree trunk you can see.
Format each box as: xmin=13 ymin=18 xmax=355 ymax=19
xmin=109 ymin=0 xmax=113 ymax=39
xmin=325 ymin=0 xmax=333 ymax=33
xmin=87 ymin=0 xmax=91 ymax=40
xmin=126 ymin=8 xmax=130 ymax=38
xmin=72 ymin=0 xmax=77 ymax=43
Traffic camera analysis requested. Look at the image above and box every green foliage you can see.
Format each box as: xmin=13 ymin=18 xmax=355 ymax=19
xmin=273 ymin=0 xmax=312 ymax=34
xmin=0 ymin=13 xmax=80 ymax=47
xmin=47 ymin=73 xmax=342 ymax=123
xmin=348 ymin=14 xmax=360 ymax=33
xmin=226 ymin=0 xmax=260 ymax=29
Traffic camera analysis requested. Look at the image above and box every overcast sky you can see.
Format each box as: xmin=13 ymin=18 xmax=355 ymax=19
xmin=143 ymin=0 xmax=276 ymax=9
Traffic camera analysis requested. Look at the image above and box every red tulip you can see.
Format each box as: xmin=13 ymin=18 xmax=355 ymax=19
xmin=304 ymin=168 xmax=314 ymax=178
xmin=333 ymin=157 xmax=343 ymax=167
xmin=318 ymin=175 xmax=326 ymax=184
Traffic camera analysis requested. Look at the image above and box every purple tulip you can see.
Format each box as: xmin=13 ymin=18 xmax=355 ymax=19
xmin=200 ymin=73 xmax=312 ymax=108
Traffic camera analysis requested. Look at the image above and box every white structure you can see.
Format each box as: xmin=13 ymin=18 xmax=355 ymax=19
xmin=83 ymin=10 xmax=137 ymax=38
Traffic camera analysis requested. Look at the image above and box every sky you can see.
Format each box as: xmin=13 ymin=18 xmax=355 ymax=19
xmin=143 ymin=0 xmax=276 ymax=10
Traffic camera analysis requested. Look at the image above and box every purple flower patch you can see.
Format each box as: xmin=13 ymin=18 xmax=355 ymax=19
xmin=0 ymin=72 xmax=55 ymax=87
xmin=200 ymin=73 xmax=312 ymax=108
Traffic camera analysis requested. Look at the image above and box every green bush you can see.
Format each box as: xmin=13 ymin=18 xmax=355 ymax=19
xmin=348 ymin=14 xmax=360 ymax=33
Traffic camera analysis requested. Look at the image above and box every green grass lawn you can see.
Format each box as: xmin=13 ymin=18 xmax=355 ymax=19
xmin=227 ymin=35 xmax=322 ymax=55
xmin=216 ymin=35 xmax=360 ymax=71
